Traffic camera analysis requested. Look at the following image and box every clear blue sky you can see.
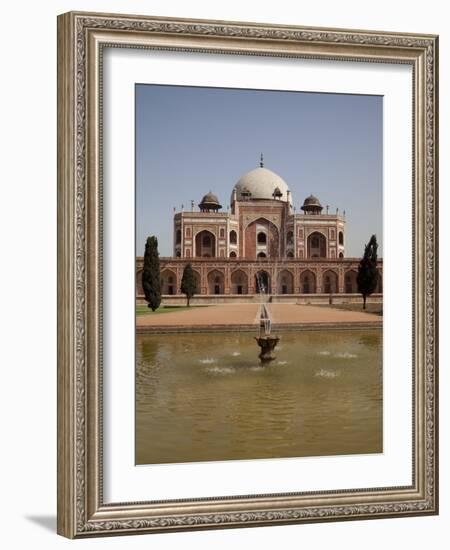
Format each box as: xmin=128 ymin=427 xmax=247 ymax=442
xmin=136 ymin=84 xmax=383 ymax=258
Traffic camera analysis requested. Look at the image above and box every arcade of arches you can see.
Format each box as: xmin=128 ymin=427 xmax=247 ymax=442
xmin=136 ymin=262 xmax=382 ymax=297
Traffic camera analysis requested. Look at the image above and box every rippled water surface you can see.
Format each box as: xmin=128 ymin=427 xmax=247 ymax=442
xmin=136 ymin=330 xmax=382 ymax=464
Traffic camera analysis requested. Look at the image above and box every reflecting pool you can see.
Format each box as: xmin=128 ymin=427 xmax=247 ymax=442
xmin=136 ymin=330 xmax=382 ymax=464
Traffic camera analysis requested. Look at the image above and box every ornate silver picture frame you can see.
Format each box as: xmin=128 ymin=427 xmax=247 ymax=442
xmin=57 ymin=11 xmax=438 ymax=538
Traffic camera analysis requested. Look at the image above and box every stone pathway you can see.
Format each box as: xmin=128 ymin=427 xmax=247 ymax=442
xmin=137 ymin=304 xmax=260 ymax=330
xmin=268 ymin=303 xmax=381 ymax=325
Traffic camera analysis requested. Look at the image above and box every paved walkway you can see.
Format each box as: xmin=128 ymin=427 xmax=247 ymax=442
xmin=268 ymin=304 xmax=381 ymax=326
xmin=137 ymin=304 xmax=260 ymax=330
xmin=136 ymin=303 xmax=381 ymax=332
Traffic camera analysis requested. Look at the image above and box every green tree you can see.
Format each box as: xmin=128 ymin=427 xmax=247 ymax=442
xmin=180 ymin=263 xmax=197 ymax=307
xmin=357 ymin=234 xmax=380 ymax=310
xmin=142 ymin=236 xmax=161 ymax=311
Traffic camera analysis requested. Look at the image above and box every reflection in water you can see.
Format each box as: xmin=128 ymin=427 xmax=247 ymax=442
xmin=136 ymin=330 xmax=382 ymax=465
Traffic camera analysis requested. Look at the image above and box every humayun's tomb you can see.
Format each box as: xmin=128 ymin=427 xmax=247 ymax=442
xmin=136 ymin=156 xmax=382 ymax=305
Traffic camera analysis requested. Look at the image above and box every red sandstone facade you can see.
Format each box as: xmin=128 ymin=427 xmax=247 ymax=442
xmin=136 ymin=159 xmax=382 ymax=301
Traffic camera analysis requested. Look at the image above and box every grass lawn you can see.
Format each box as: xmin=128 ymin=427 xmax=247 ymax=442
xmin=136 ymin=305 xmax=206 ymax=316
xmin=315 ymin=302 xmax=383 ymax=316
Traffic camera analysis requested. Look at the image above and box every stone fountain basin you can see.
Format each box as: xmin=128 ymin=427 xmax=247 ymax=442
xmin=255 ymin=335 xmax=280 ymax=362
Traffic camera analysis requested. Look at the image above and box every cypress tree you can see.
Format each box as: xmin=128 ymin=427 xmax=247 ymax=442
xmin=180 ymin=263 xmax=197 ymax=307
xmin=357 ymin=234 xmax=379 ymax=310
xmin=142 ymin=236 xmax=161 ymax=311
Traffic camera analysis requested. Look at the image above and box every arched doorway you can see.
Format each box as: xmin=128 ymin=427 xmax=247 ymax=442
xmin=257 ymin=232 xmax=267 ymax=244
xmin=307 ymin=231 xmax=327 ymax=258
xmin=231 ymin=269 xmax=248 ymax=295
xmin=207 ymin=270 xmax=224 ymax=295
xmin=322 ymin=270 xmax=338 ymax=294
xmin=277 ymin=269 xmax=294 ymax=294
xmin=192 ymin=270 xmax=201 ymax=295
xmin=376 ymin=271 xmax=383 ymax=293
xmin=344 ymin=270 xmax=358 ymax=293
xmin=229 ymin=251 xmax=237 ymax=258
xmin=161 ymin=269 xmax=177 ymax=295
xmin=136 ymin=270 xmax=144 ymax=296
xmin=195 ymin=230 xmax=216 ymax=257
xmin=300 ymin=270 xmax=316 ymax=294
xmin=245 ymin=218 xmax=280 ymax=260
xmin=255 ymin=271 xmax=270 ymax=294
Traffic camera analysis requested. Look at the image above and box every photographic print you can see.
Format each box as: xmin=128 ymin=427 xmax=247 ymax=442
xmin=135 ymin=84 xmax=383 ymax=465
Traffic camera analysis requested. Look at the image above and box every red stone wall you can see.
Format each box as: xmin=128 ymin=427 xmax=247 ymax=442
xmin=244 ymin=222 xmax=256 ymax=259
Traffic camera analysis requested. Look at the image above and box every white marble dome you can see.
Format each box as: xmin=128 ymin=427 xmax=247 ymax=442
xmin=232 ymin=166 xmax=292 ymax=204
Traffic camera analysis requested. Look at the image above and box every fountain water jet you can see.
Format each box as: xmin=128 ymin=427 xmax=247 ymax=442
xmin=255 ymin=306 xmax=279 ymax=362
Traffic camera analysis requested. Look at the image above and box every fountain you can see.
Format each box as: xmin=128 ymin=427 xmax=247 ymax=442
xmin=255 ymin=270 xmax=279 ymax=362
xmin=255 ymin=305 xmax=279 ymax=362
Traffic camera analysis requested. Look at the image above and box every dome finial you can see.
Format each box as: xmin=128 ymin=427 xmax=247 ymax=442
xmin=260 ymin=152 xmax=264 ymax=168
